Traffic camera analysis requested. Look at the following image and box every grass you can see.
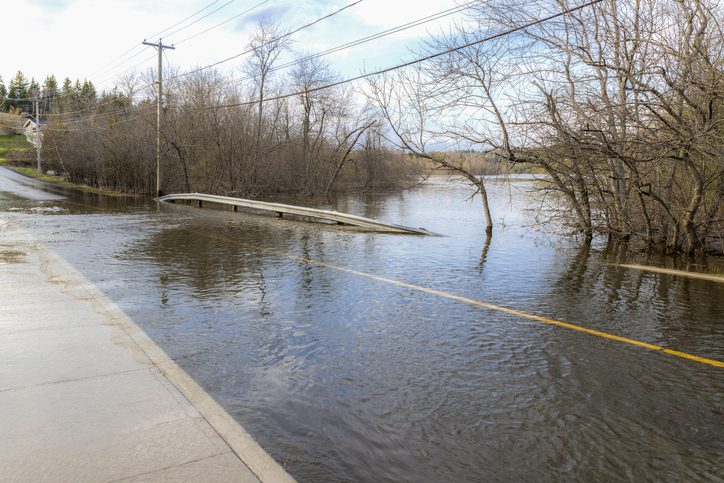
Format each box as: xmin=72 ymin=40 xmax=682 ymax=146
xmin=0 ymin=135 xmax=33 ymax=165
xmin=10 ymin=167 xmax=124 ymax=196
xmin=0 ymin=134 xmax=129 ymax=197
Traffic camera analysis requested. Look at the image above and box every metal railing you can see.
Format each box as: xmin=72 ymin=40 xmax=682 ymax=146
xmin=156 ymin=192 xmax=438 ymax=235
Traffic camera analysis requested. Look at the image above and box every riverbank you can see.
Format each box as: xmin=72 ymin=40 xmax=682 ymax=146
xmin=0 ymin=135 xmax=128 ymax=197
xmin=0 ymin=218 xmax=294 ymax=482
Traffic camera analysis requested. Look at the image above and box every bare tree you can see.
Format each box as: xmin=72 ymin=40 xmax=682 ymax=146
xmin=367 ymin=65 xmax=496 ymax=236
xmin=245 ymin=19 xmax=291 ymax=190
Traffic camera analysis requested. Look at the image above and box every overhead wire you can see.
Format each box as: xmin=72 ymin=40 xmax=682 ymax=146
xmin=91 ymin=0 xmax=230 ymax=79
xmin=146 ymin=0 xmax=227 ymax=39
xmin=92 ymin=53 xmax=157 ymax=87
xmin=157 ymin=0 xmax=238 ymax=40
xmin=43 ymin=94 xmax=147 ymax=118
xmin=2 ymin=0 xmax=247 ymax=122
xmin=89 ymin=48 xmax=151 ymax=82
xmin=220 ymin=1 xmax=478 ymax=88
xmin=26 ymin=0 xmax=602 ymax=129
xmin=45 ymin=112 xmax=153 ymax=133
xmin=27 ymin=0 xmax=348 ymax=126
xmin=179 ymin=0 xmax=604 ymax=111
xmin=4 ymin=1 xmax=220 ymax=102
xmin=79 ymin=0 xmax=237 ymax=91
xmin=170 ymin=0 xmax=364 ymax=81
xmin=43 ymin=105 xmax=156 ymax=131
xmin=88 ymin=44 xmax=146 ymax=80
xmin=94 ymin=0 xmax=263 ymax=89
xmin=174 ymin=0 xmax=270 ymax=45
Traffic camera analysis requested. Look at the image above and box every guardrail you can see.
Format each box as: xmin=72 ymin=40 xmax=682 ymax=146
xmin=156 ymin=193 xmax=439 ymax=236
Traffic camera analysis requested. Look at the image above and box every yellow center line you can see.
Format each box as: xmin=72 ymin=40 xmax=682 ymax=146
xmin=617 ymin=263 xmax=724 ymax=283
xmin=189 ymin=229 xmax=724 ymax=369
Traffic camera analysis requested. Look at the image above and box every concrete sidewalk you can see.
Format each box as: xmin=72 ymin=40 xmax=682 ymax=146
xmin=0 ymin=219 xmax=294 ymax=482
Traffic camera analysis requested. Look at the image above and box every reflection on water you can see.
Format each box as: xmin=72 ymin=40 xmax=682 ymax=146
xmin=1 ymin=175 xmax=723 ymax=482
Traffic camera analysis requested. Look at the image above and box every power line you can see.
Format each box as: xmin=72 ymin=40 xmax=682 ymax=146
xmin=89 ymin=47 xmax=150 ymax=81
xmin=88 ymin=45 xmax=145 ymax=80
xmin=180 ymin=0 xmax=603 ymax=111
xmin=86 ymin=0 xmax=235 ymax=89
xmin=2 ymin=1 xmax=245 ymax=108
xmin=42 ymin=112 xmax=153 ymax=133
xmin=38 ymin=93 xmax=154 ymax=125
xmin=146 ymin=0 xmax=228 ymax=40
xmin=220 ymin=1 xmax=477 ymax=88
xmin=45 ymin=105 xmax=155 ymax=127
xmin=5 ymin=0 xmax=446 ymax=108
xmin=96 ymin=0 xmax=266 ymax=86
xmin=160 ymin=0 xmax=238 ymax=40
xmin=43 ymin=104 xmax=156 ymax=132
xmin=170 ymin=0 xmax=364 ymax=81
xmin=33 ymin=0 xmax=601 ymax=127
xmin=43 ymin=94 xmax=146 ymax=118
xmin=91 ymin=53 xmax=158 ymax=88
xmin=174 ymin=0 xmax=270 ymax=45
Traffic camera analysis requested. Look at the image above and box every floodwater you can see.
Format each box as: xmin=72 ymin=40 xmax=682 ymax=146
xmin=1 ymin=167 xmax=722 ymax=482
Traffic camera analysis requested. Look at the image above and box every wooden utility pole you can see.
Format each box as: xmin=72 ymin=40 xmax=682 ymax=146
xmin=34 ymin=98 xmax=41 ymax=173
xmin=142 ymin=38 xmax=175 ymax=197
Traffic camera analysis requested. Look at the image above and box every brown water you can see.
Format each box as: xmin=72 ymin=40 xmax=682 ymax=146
xmin=1 ymin=168 xmax=722 ymax=482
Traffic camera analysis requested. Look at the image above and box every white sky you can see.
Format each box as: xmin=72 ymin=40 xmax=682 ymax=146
xmin=2 ymin=0 xmax=467 ymax=95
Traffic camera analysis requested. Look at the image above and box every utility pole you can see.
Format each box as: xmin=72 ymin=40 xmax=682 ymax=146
xmin=34 ymin=97 xmax=41 ymax=173
xmin=142 ymin=38 xmax=175 ymax=197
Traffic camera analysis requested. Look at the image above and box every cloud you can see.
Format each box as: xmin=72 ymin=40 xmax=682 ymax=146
xmin=2 ymin=0 xmax=471 ymax=94
xmin=352 ymin=0 xmax=454 ymax=30
xmin=234 ymin=5 xmax=290 ymax=30
xmin=27 ymin=0 xmax=71 ymax=10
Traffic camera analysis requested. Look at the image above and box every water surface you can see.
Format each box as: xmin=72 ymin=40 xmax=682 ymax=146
xmin=1 ymin=169 xmax=722 ymax=482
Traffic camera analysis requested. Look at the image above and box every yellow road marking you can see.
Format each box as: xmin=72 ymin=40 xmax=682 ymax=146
xmin=189 ymin=229 xmax=724 ymax=369
xmin=618 ymin=263 xmax=724 ymax=283
xmin=14 ymin=192 xmax=724 ymax=369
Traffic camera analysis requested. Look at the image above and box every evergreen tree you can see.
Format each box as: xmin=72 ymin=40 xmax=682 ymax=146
xmin=60 ymin=77 xmax=75 ymax=111
xmin=79 ymin=79 xmax=96 ymax=104
xmin=8 ymin=71 xmax=30 ymax=112
xmin=29 ymin=78 xmax=40 ymax=96
xmin=0 ymin=76 xmax=7 ymax=112
xmin=61 ymin=77 xmax=73 ymax=94
xmin=27 ymin=78 xmax=41 ymax=119
xmin=42 ymin=75 xmax=58 ymax=112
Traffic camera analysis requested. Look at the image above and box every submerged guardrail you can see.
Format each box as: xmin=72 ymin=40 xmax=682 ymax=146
xmin=156 ymin=192 xmax=439 ymax=236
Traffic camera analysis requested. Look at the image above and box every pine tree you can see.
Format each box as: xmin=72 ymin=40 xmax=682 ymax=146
xmin=0 ymin=76 xmax=7 ymax=112
xmin=8 ymin=71 xmax=30 ymax=112
xmin=28 ymin=78 xmax=40 ymax=98
xmin=42 ymin=75 xmax=58 ymax=112
xmin=60 ymin=77 xmax=74 ymax=111
xmin=79 ymin=79 xmax=96 ymax=104
xmin=61 ymin=77 xmax=73 ymax=94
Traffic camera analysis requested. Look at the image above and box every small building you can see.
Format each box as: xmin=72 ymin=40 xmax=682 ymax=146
xmin=23 ymin=119 xmax=42 ymax=148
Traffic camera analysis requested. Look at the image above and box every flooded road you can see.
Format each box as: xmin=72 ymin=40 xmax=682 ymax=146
xmin=1 ymin=167 xmax=722 ymax=482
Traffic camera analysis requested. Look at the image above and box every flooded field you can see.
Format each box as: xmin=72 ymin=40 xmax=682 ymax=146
xmin=1 ymin=167 xmax=722 ymax=482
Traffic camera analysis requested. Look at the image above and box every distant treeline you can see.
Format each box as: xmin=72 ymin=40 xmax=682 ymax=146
xmin=0 ymin=71 xmax=97 ymax=115
xmin=1 ymin=27 xmax=413 ymax=198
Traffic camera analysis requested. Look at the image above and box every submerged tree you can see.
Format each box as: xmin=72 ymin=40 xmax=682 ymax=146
xmin=485 ymin=0 xmax=724 ymax=253
xmin=369 ymin=0 xmax=722 ymax=252
xmin=245 ymin=19 xmax=291 ymax=190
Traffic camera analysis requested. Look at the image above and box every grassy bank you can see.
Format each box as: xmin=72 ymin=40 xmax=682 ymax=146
xmin=0 ymin=134 xmax=129 ymax=197
xmin=0 ymin=135 xmax=33 ymax=164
